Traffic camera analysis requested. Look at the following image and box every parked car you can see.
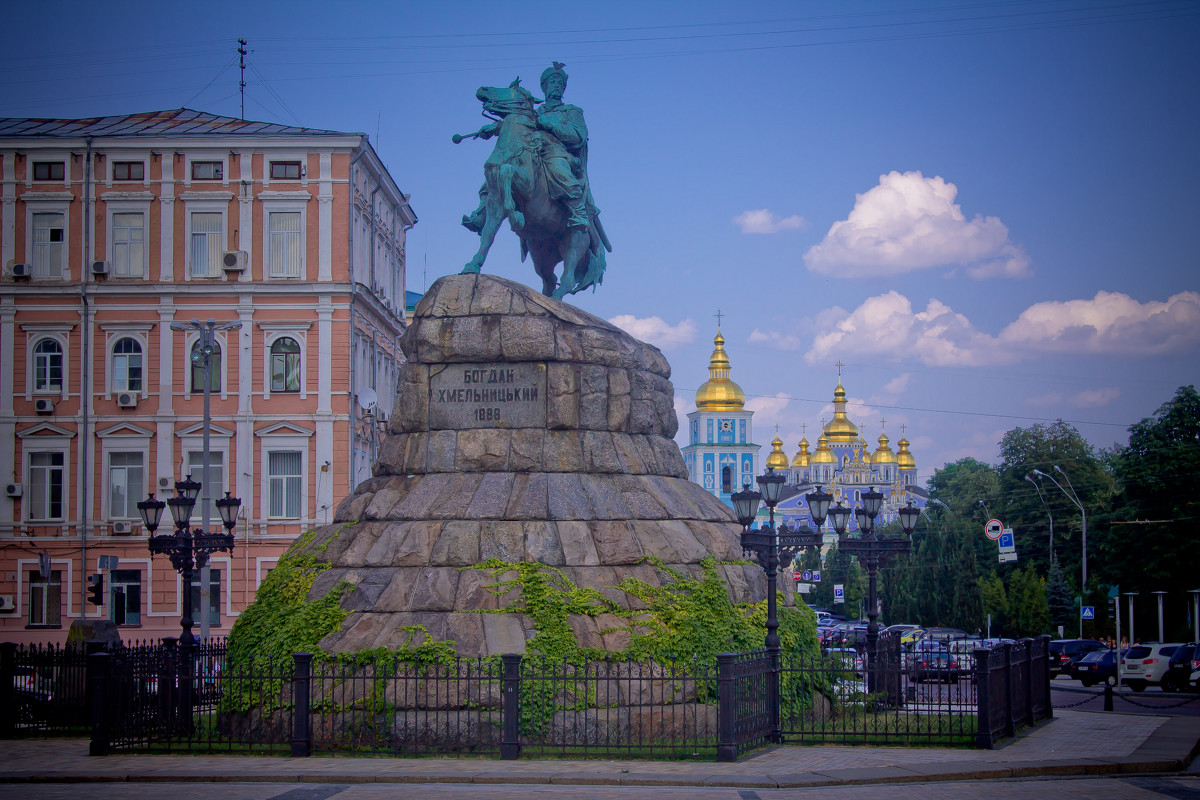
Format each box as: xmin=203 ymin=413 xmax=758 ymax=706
xmin=1121 ymin=643 xmax=1183 ymax=691
xmin=1162 ymin=644 xmax=1199 ymax=692
xmin=12 ymin=666 xmax=53 ymax=702
xmin=1069 ymin=649 xmax=1121 ymax=687
xmin=825 ymin=647 xmax=864 ymax=677
xmin=909 ymin=645 xmax=966 ymax=683
xmin=900 ymin=628 xmax=927 ymax=645
xmin=1048 ymin=639 xmax=1107 ymax=677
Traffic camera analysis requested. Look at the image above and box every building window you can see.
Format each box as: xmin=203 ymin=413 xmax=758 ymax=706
xmin=189 ymin=212 xmax=223 ymax=277
xmin=721 ymin=466 xmax=732 ymax=494
xmin=109 ymin=569 xmax=141 ymax=626
xmin=187 ymin=569 xmax=221 ymax=626
xmin=270 ymin=161 xmax=301 ymax=180
xmin=189 ymin=340 xmax=221 ymax=393
xmin=111 ymin=212 xmax=146 ymax=278
xmin=28 ymin=451 xmax=65 ymax=521
xmin=112 ymin=162 xmax=144 ymax=181
xmin=270 ymin=337 xmax=301 ymax=392
xmin=185 ymin=452 xmax=224 ymax=526
xmin=32 ymin=212 xmax=65 ymax=278
xmin=191 ymin=161 xmax=222 ymax=180
xmin=28 ymin=570 xmax=62 ymax=627
xmin=267 ymin=211 xmax=303 ymax=278
xmin=33 ymin=162 xmax=64 ymax=181
xmin=107 ymin=452 xmax=144 ymax=520
xmin=267 ymin=450 xmax=303 ymax=518
xmin=111 ymin=336 xmax=143 ymax=392
xmin=33 ymin=338 xmax=64 ymax=392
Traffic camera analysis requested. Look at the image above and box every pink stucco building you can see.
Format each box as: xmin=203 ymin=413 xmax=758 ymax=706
xmin=0 ymin=110 xmax=416 ymax=643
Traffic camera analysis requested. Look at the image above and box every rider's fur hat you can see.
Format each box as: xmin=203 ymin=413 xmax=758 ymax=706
xmin=540 ymin=62 xmax=568 ymax=94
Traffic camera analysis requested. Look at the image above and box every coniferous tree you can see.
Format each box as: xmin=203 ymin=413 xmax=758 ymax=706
xmin=1045 ymin=556 xmax=1075 ymax=631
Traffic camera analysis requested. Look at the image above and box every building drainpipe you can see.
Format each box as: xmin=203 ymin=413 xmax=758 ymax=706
xmin=79 ymin=136 xmax=94 ymax=619
xmin=348 ymin=147 xmax=366 ymax=492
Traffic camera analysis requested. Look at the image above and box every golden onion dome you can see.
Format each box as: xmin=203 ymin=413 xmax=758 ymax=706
xmin=694 ymin=328 xmax=746 ymax=411
xmin=790 ymin=436 xmax=810 ymax=468
xmin=765 ymin=434 xmax=789 ymax=471
xmin=871 ymin=425 xmax=898 ymax=465
xmin=810 ymin=429 xmax=836 ymax=464
xmin=822 ymin=376 xmax=860 ymax=442
xmin=896 ymin=428 xmax=916 ymax=469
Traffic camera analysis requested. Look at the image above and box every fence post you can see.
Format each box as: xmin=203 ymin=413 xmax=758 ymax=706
xmin=500 ymin=653 xmax=521 ymax=760
xmin=974 ymin=647 xmax=994 ymax=749
xmin=0 ymin=642 xmax=15 ymax=739
xmin=87 ymin=651 xmax=112 ymax=756
xmin=716 ymin=652 xmax=737 ymax=762
xmin=1005 ymin=643 xmax=1016 ymax=737
xmin=1040 ymin=635 xmax=1053 ymax=719
xmin=291 ymin=652 xmax=312 ymax=757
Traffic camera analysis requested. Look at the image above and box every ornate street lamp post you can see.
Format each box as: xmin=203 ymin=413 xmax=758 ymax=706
xmin=829 ymin=490 xmax=916 ymax=692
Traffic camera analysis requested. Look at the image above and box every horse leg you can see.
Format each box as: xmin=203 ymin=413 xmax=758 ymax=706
xmin=552 ymin=228 xmax=590 ymax=299
xmin=532 ymin=247 xmax=558 ymax=297
xmin=498 ymin=163 xmax=524 ymax=232
xmin=462 ymin=189 xmax=506 ymax=274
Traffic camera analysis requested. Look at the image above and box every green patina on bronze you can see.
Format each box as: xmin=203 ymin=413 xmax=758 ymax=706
xmin=455 ymin=62 xmax=611 ymax=300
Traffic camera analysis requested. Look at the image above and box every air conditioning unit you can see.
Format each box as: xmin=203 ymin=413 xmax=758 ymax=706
xmin=158 ymin=476 xmax=173 ymax=492
xmin=91 ymin=260 xmax=109 ymax=276
xmin=0 ymin=595 xmax=14 ymax=613
xmin=4 ymin=483 xmax=21 ymax=498
xmin=34 ymin=398 xmax=53 ymax=415
xmin=222 ymin=250 xmax=248 ymax=272
xmin=116 ymin=392 xmax=138 ymax=408
xmin=112 ymin=521 xmax=133 ymax=535
xmin=10 ymin=263 xmax=30 ymax=279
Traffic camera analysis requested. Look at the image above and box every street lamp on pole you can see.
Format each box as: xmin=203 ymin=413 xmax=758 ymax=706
xmin=1033 ymin=467 xmax=1087 ymax=594
xmin=170 ymin=318 xmax=242 ymax=641
xmin=1025 ymin=474 xmax=1054 ymax=566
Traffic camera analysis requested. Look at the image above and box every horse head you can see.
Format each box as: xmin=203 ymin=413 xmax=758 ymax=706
xmin=476 ymin=78 xmax=539 ymax=120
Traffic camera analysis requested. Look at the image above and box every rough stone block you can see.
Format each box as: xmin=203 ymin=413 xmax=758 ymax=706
xmin=480 ymin=520 xmax=525 ymax=563
xmin=391 ymin=474 xmax=451 ymax=519
xmin=445 ymin=612 xmax=487 ymax=657
xmin=407 ymin=568 xmax=462 ymax=611
xmin=374 ymin=570 xmax=419 ymax=612
xmin=431 ymin=521 xmax=482 ymax=566
xmin=607 ymin=394 xmax=631 ymax=432
xmin=543 ymin=431 xmax=585 ymax=472
xmin=579 ymin=392 xmax=608 ymax=430
xmin=500 ymin=315 xmax=556 ymax=360
xmin=364 ymin=522 xmax=409 ymax=565
xmin=428 ymin=474 xmax=484 ymax=518
xmin=610 ymin=434 xmax=645 ymax=475
xmin=390 ymin=364 xmax=429 ymax=434
xmin=425 ymin=430 xmax=456 ymax=472
xmin=554 ymin=328 xmax=583 ymax=362
xmin=364 ymin=487 xmax=405 ymax=520
xmin=456 ymin=429 xmax=510 ymax=472
xmin=582 ymin=431 xmax=622 ymax=473
xmin=467 ymin=276 xmax=513 ymax=315
xmin=505 ymin=472 xmax=549 ymax=519
xmin=523 ymin=520 xmax=564 ymax=566
xmin=579 ymin=474 xmax=633 ymax=519
xmin=466 ymin=472 xmax=515 ymax=518
xmin=419 ymin=273 xmax=476 ymax=318
xmin=556 ymin=521 xmax=600 ymax=567
xmin=590 ymin=521 xmax=644 ymax=565
xmin=393 ymin=521 xmax=441 ymax=566
xmin=334 ymin=523 xmax=384 ymax=567
xmin=334 ymin=491 xmax=372 ymax=523
xmin=481 ymin=612 xmax=529 ymax=654
xmin=509 ymin=428 xmax=544 ymax=472
xmin=454 ymin=567 xmax=504 ymax=611
xmin=548 ymin=473 xmax=592 ymax=519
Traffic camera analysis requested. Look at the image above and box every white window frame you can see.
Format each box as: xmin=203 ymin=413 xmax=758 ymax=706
xmin=26 ymin=331 xmax=68 ymax=397
xmin=27 ymin=568 xmax=63 ymax=628
xmin=24 ymin=445 xmax=68 ymax=522
xmin=256 ymin=425 xmax=312 ymax=525
xmin=181 ymin=194 xmax=232 ymax=280
xmin=25 ymin=197 xmax=71 ymax=280
xmin=183 ymin=153 xmax=229 ymax=187
xmin=103 ymin=195 xmax=152 ymax=279
xmin=178 ymin=423 xmax=233 ymax=529
xmin=258 ymin=324 xmax=310 ymax=401
xmin=260 ymin=193 xmax=309 ymax=281
xmin=266 ymin=449 xmax=304 ymax=520
xmin=100 ymin=323 xmax=153 ymax=398
xmin=183 ymin=331 xmax=230 ymax=399
xmin=262 ymin=152 xmax=308 ymax=188
xmin=109 ymin=568 xmax=143 ymax=626
xmin=107 ymin=155 xmax=150 ymax=187
xmin=98 ymin=425 xmax=152 ymax=522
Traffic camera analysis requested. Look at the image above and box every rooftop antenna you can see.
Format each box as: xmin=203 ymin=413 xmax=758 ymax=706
xmin=238 ymin=38 xmax=248 ymax=120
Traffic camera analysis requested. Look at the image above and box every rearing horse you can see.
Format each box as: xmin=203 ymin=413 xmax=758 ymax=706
xmin=456 ymin=79 xmax=607 ymax=299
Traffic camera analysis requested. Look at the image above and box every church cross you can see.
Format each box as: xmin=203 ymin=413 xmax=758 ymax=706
xmin=714 ymin=309 xmax=724 ymax=328
xmin=834 ymin=359 xmax=845 ymax=376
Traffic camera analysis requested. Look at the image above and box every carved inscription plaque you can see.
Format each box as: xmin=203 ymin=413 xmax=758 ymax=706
xmin=428 ymin=362 xmax=547 ymax=429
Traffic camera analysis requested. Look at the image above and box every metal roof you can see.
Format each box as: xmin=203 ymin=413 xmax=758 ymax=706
xmin=0 ymin=108 xmax=356 ymax=139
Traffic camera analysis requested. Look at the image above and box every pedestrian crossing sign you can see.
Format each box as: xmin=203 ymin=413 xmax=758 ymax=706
xmin=1081 ymin=606 xmax=1095 ymax=620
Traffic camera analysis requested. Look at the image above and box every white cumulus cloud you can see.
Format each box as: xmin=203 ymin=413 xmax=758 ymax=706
xmin=803 ymin=170 xmax=1030 ymax=279
xmin=733 ymin=208 xmax=808 ymax=234
xmin=999 ymin=291 xmax=1200 ymax=355
xmin=748 ymin=329 xmax=803 ymax=351
xmin=608 ymin=315 xmax=697 ymax=350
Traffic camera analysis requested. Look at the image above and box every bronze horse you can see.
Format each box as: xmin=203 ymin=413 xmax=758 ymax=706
xmin=456 ymin=80 xmax=608 ymax=299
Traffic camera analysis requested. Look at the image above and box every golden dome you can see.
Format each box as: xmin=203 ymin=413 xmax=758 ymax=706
xmin=871 ymin=425 xmax=897 ymax=465
xmin=810 ymin=429 xmax=836 ymax=464
xmin=896 ymin=427 xmax=916 ymax=469
xmin=694 ymin=328 xmax=746 ymax=411
xmin=790 ymin=436 xmax=810 ymax=468
xmin=765 ymin=434 xmax=789 ymax=471
xmin=822 ymin=376 xmax=860 ymax=442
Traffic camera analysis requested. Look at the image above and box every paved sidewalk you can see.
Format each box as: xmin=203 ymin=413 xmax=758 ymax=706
xmin=1 ymin=711 xmax=1197 ymax=790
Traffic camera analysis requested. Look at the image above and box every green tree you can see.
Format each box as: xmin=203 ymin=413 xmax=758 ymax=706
xmin=979 ymin=571 xmax=1008 ymax=636
xmin=1102 ymin=386 xmax=1200 ymax=639
xmin=1045 ymin=557 xmax=1074 ymax=631
xmin=1006 ymin=563 xmax=1050 ymax=637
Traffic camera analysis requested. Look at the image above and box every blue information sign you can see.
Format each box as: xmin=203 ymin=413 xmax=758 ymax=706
xmin=1081 ymin=606 xmax=1095 ymax=620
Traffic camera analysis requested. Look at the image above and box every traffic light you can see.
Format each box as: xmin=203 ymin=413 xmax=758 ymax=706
xmin=87 ymin=573 xmax=104 ymax=606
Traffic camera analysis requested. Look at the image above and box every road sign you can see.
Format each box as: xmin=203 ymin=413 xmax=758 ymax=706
xmin=802 ymin=570 xmax=812 ymax=581
xmin=1081 ymin=606 xmax=1095 ymax=620
xmin=98 ymin=555 xmax=119 ymax=570
xmin=793 ymin=571 xmax=802 ymax=581
xmin=834 ymin=584 xmax=845 ymax=604
xmin=998 ymin=527 xmax=1017 ymax=563
xmin=985 ymin=519 xmax=1004 ymax=540
xmin=797 ymin=583 xmax=812 ymax=594
xmin=813 ymin=570 xmax=821 ymax=582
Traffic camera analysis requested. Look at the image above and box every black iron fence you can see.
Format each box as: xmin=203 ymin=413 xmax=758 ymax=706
xmin=7 ymin=633 xmax=1052 ymax=758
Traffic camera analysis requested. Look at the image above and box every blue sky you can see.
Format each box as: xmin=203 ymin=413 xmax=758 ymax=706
xmin=5 ymin=0 xmax=1198 ymax=484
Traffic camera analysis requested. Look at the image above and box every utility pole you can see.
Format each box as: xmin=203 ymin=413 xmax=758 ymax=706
xmin=238 ymin=39 xmax=248 ymax=121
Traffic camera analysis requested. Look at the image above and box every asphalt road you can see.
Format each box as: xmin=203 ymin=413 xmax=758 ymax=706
xmin=1050 ymin=676 xmax=1200 ymax=717
xmin=5 ymin=776 xmax=1200 ymax=799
